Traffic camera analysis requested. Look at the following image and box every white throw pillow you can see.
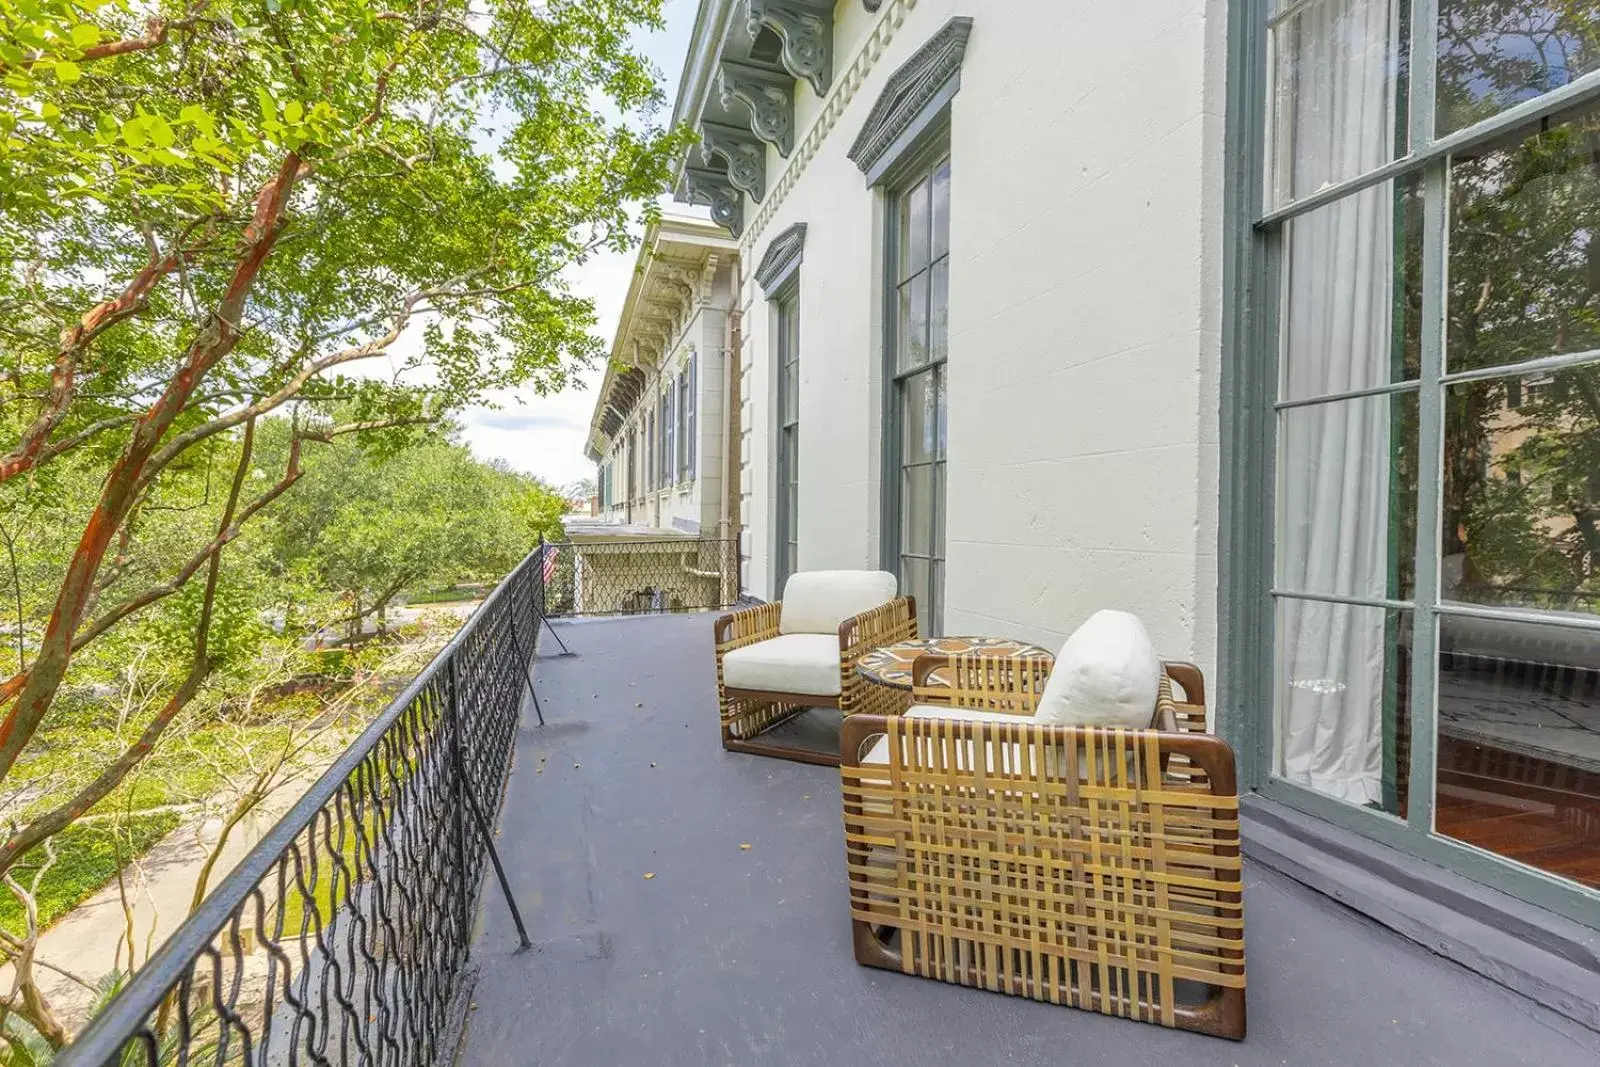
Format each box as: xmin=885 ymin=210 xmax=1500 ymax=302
xmin=778 ymin=570 xmax=898 ymax=635
xmin=1035 ymin=611 xmax=1161 ymax=728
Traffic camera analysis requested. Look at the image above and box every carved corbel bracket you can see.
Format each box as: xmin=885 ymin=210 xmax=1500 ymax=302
xmin=717 ymin=60 xmax=794 ymax=157
xmin=699 ymin=121 xmax=767 ymax=203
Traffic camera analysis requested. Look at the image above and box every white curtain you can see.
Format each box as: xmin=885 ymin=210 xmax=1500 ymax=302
xmin=1275 ymin=0 xmax=1401 ymax=806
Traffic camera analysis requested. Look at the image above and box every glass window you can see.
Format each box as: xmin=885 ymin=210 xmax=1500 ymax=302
xmin=889 ymin=155 xmax=951 ymax=636
xmin=1269 ymin=0 xmax=1408 ymax=208
xmin=682 ymin=357 xmax=696 ymax=481
xmin=1436 ymin=1 xmax=1600 ymax=136
xmin=1280 ymin=176 xmax=1423 ymax=403
xmin=1259 ymin=26 xmax=1600 ymax=895
xmin=776 ymin=293 xmax=801 ymax=590
xmin=1436 ymin=615 xmax=1600 ymax=889
xmin=1444 ymin=366 xmax=1600 ymax=614
xmin=1278 ymin=393 xmax=1419 ymax=602
xmin=1276 ymin=599 xmax=1412 ymax=816
xmin=1446 ymin=111 xmax=1600 ymax=374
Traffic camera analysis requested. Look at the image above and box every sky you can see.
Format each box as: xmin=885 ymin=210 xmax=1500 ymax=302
xmin=453 ymin=0 xmax=704 ymax=492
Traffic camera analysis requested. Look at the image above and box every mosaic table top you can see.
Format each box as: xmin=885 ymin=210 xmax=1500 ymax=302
xmin=855 ymin=635 xmax=1053 ymax=691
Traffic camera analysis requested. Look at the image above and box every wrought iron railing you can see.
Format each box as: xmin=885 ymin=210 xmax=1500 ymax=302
xmin=56 ymin=545 xmax=554 ymax=1066
xmin=540 ymin=537 xmax=739 ymax=617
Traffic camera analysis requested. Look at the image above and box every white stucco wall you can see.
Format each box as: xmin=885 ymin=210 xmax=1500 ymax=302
xmin=733 ymin=0 xmax=1226 ymax=679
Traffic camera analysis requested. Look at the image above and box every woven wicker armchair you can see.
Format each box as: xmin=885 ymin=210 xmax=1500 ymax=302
xmin=840 ymin=652 xmax=1245 ymax=1040
xmin=714 ymin=571 xmax=917 ymax=766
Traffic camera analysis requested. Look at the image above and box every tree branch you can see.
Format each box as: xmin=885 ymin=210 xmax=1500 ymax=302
xmin=0 ymin=418 xmax=256 ymax=881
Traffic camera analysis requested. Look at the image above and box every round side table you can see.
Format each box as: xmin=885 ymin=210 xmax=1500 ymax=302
xmin=855 ymin=635 xmax=1053 ymax=704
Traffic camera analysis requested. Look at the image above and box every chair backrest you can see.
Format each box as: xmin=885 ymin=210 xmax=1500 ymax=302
xmin=778 ymin=570 xmax=897 ymax=635
xmin=839 ymin=715 xmax=1243 ymax=1033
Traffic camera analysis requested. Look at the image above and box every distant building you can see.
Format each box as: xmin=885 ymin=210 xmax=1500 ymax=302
xmin=585 ymin=215 xmax=741 ymax=540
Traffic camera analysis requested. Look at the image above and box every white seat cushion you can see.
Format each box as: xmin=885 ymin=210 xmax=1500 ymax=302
xmin=721 ymin=634 xmax=841 ymax=696
xmin=861 ymin=705 xmax=1031 ymax=767
xmin=1035 ymin=610 xmax=1161 ymax=728
xmin=778 ymin=570 xmax=898 ymax=635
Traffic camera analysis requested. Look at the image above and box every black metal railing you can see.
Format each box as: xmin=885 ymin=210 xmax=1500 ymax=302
xmin=541 ymin=537 xmax=738 ymax=617
xmin=57 ymin=545 xmax=554 ymax=1066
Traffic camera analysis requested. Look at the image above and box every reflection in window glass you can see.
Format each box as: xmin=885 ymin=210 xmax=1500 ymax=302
xmin=1277 ymin=599 xmax=1412 ymax=814
xmin=1444 ymin=367 xmax=1600 ymax=614
xmin=1447 ymin=107 xmax=1600 ymax=373
xmin=1436 ymin=617 xmax=1600 ymax=889
xmin=1437 ymin=2 xmax=1600 ymax=136
xmin=1269 ymin=0 xmax=1407 ymax=207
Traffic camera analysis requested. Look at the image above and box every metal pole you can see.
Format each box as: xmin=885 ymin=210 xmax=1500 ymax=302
xmin=446 ymin=654 xmax=532 ymax=951
xmin=506 ymin=602 xmax=546 ymax=728
xmin=538 ymin=538 xmax=573 ymax=655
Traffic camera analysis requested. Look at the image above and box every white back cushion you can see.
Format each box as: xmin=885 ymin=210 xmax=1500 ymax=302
xmin=1035 ymin=610 xmax=1161 ymax=728
xmin=778 ymin=570 xmax=898 ymax=635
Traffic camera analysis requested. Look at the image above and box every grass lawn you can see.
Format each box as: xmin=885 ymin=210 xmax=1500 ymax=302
xmin=0 ymin=811 xmax=181 ymax=933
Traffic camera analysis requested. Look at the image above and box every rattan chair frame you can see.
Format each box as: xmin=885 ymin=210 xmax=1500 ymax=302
xmin=713 ymin=595 xmax=918 ymax=766
xmin=842 ymin=653 xmax=1245 ymax=1039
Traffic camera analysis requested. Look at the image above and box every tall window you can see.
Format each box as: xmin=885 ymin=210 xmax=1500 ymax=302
xmin=644 ymin=413 xmax=653 ymax=494
xmin=1247 ymin=0 xmax=1600 ymax=895
xmin=885 ymin=152 xmax=950 ymax=636
xmin=776 ymin=291 xmax=801 ymax=589
xmin=680 ymin=358 xmax=696 ymax=482
xmin=662 ymin=385 xmax=675 ymax=487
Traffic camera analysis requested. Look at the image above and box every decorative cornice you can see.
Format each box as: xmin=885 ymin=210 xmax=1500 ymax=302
xmin=737 ymin=0 xmax=924 ymax=257
xmin=746 ymin=0 xmax=833 ymax=97
xmin=681 ymin=167 xmax=744 ymax=238
xmin=847 ymin=17 xmax=971 ymax=175
xmin=699 ymin=121 xmax=766 ymax=203
xmin=753 ymin=223 xmax=806 ymax=295
xmin=717 ymin=60 xmax=794 ymax=157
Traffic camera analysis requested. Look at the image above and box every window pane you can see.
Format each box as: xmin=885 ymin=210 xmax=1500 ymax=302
xmin=1281 ymin=175 xmax=1422 ymax=402
xmin=1278 ymin=393 xmax=1419 ymax=601
xmin=1446 ymin=107 xmax=1600 ymax=374
xmin=934 ymin=459 xmax=946 ymax=558
xmin=931 ymin=159 xmax=951 ymax=261
xmin=1443 ymin=365 xmax=1600 ymax=614
xmin=901 ymin=370 xmax=936 ymax=464
xmin=1276 ymin=598 xmax=1412 ymax=815
xmin=897 ymin=273 xmax=930 ymax=372
xmin=902 ymin=555 xmax=932 ymax=635
xmin=929 ymin=559 xmax=944 ymax=636
xmin=929 ymin=259 xmax=949 ymax=365
xmin=1436 ymin=617 xmax=1600 ymax=889
xmin=783 ymin=359 xmax=799 ymax=424
xmin=1437 ymin=2 xmax=1600 ymax=136
xmin=901 ymin=177 xmax=930 ymax=280
xmin=935 ymin=363 xmax=948 ymax=459
xmin=1270 ymin=0 xmax=1406 ymax=208
xmin=901 ymin=464 xmax=935 ymax=555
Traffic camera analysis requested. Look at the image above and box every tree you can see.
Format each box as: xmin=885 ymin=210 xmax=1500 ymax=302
xmin=0 ymin=0 xmax=685 ymax=1044
xmin=268 ymin=431 xmax=566 ymax=634
xmin=1435 ymin=6 xmax=1600 ymax=609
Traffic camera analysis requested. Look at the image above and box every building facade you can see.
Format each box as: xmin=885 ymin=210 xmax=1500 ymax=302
xmin=586 ymin=215 xmax=740 ymax=538
xmin=656 ymin=0 xmax=1600 ymax=1019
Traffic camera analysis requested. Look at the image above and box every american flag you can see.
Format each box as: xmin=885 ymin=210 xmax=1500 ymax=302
xmin=541 ymin=545 xmax=559 ymax=583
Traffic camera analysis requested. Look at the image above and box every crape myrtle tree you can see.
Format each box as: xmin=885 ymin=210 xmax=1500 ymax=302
xmin=0 ymin=0 xmax=686 ymax=1043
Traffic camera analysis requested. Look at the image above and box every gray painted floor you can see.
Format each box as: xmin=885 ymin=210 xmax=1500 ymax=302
xmin=460 ymin=613 xmax=1600 ymax=1067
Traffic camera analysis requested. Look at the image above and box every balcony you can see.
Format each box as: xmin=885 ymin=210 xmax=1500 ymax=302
xmin=56 ymin=550 xmax=1600 ymax=1065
